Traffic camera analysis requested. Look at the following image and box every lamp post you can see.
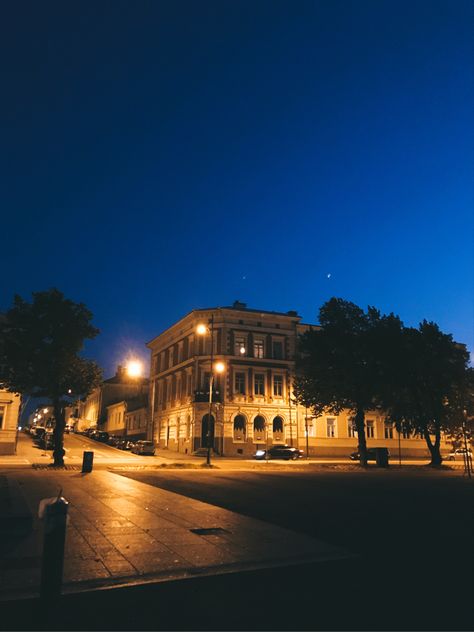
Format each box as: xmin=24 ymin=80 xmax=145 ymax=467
xmin=197 ymin=316 xmax=225 ymax=466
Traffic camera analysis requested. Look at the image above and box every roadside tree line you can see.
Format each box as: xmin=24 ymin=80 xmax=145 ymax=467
xmin=294 ymin=298 xmax=473 ymax=467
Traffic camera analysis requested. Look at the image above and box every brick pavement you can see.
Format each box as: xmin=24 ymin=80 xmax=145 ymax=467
xmin=0 ymin=468 xmax=351 ymax=601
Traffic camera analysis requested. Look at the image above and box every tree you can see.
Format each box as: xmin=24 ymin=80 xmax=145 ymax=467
xmin=0 ymin=289 xmax=102 ymax=466
xmin=382 ymin=322 xmax=470 ymax=466
xmin=294 ymin=298 xmax=403 ymax=466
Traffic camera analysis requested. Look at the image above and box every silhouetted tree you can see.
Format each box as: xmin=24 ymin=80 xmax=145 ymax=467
xmin=382 ymin=322 xmax=470 ymax=466
xmin=294 ymin=298 xmax=403 ymax=466
xmin=0 ymin=289 xmax=102 ymax=466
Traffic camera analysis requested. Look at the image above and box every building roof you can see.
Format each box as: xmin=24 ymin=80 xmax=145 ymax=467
xmin=147 ymin=301 xmax=303 ymax=346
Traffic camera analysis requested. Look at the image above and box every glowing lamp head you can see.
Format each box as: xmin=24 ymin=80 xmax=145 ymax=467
xmin=239 ymin=346 xmax=246 ymax=355
xmin=196 ymin=323 xmax=207 ymax=335
xmin=126 ymin=360 xmax=143 ymax=378
xmin=43 ymin=408 xmax=48 ymax=414
xmin=214 ymin=361 xmax=225 ymax=374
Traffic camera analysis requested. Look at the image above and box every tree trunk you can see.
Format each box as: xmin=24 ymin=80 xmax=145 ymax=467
xmin=52 ymin=400 xmax=66 ymax=467
xmin=355 ymin=407 xmax=368 ymax=467
xmin=423 ymin=425 xmax=442 ymax=467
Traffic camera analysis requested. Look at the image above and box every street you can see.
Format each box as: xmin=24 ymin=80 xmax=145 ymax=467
xmin=117 ymin=467 xmax=474 ymax=630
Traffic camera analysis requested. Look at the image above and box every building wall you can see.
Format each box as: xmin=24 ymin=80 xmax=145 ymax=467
xmin=105 ymin=401 xmax=127 ymax=435
xmin=0 ymin=389 xmax=21 ymax=455
xmin=147 ymin=306 xmax=451 ymax=459
xmin=125 ymin=407 xmax=147 ymax=439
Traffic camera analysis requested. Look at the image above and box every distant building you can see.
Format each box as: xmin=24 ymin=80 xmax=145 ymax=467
xmin=0 ymin=387 xmax=21 ymax=455
xmin=147 ymin=302 xmax=450 ymax=458
xmin=77 ymin=366 xmax=148 ymax=432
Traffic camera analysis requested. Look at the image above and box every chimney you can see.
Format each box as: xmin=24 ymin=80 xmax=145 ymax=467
xmin=233 ymin=300 xmax=247 ymax=309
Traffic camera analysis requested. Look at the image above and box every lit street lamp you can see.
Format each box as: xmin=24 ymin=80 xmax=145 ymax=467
xmin=196 ymin=316 xmax=225 ymax=466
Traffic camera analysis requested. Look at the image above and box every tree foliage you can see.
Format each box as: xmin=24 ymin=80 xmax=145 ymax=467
xmin=294 ymin=297 xmax=403 ymax=466
xmin=0 ymin=288 xmax=102 ymax=465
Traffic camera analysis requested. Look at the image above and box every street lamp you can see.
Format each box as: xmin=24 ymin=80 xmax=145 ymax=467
xmin=196 ymin=316 xmax=225 ymax=466
xmin=126 ymin=359 xmax=143 ymax=378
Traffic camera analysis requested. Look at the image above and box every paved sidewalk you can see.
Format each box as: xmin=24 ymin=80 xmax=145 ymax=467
xmin=0 ymin=469 xmax=351 ymax=601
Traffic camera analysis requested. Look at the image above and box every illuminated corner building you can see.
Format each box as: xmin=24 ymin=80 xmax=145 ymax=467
xmin=147 ymin=302 xmax=451 ymax=458
xmin=147 ymin=302 xmax=302 ymax=456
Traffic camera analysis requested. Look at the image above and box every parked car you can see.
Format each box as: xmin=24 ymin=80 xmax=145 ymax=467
xmin=444 ymin=448 xmax=473 ymax=461
xmin=349 ymin=448 xmax=390 ymax=461
xmin=254 ymin=445 xmax=304 ymax=460
xmin=131 ymin=440 xmax=156 ymax=456
xmin=84 ymin=427 xmax=97 ymax=437
xmin=117 ymin=439 xmax=135 ymax=450
xmin=43 ymin=431 xmax=55 ymax=449
xmin=94 ymin=431 xmax=109 ymax=443
xmin=32 ymin=427 xmax=46 ymax=444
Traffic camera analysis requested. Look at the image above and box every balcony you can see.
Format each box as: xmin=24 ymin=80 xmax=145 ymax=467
xmin=193 ymin=389 xmax=222 ymax=403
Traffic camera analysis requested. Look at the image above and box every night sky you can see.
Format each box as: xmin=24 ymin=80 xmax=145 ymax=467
xmin=2 ymin=0 xmax=473 ymax=376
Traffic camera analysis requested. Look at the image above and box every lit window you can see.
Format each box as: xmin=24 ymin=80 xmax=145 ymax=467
xmin=366 ymin=420 xmax=375 ymax=438
xmin=326 ymin=417 xmax=336 ymax=438
xmin=235 ymin=336 xmax=246 ymax=356
xmin=254 ymin=374 xmax=265 ymax=396
xmin=254 ymin=339 xmax=264 ymax=358
xmin=348 ymin=422 xmax=357 ymax=438
xmin=235 ymin=372 xmax=246 ymax=394
xmin=273 ymin=375 xmax=283 ymax=397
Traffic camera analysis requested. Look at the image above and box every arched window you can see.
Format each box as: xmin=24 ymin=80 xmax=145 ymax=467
xmin=254 ymin=415 xmax=265 ymax=432
xmin=233 ymin=414 xmax=246 ymax=441
xmin=273 ymin=416 xmax=284 ymax=433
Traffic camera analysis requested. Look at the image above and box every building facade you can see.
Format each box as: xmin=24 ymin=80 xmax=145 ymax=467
xmin=147 ymin=302 xmax=450 ymax=459
xmin=0 ymin=388 xmax=21 ymax=455
xmin=76 ymin=366 xmax=148 ymax=432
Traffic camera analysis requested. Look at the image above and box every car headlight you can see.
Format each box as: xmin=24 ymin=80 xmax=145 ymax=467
xmin=255 ymin=450 xmax=265 ymax=457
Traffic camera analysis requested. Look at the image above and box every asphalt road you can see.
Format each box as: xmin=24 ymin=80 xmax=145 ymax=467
xmin=117 ymin=468 xmax=474 ymax=630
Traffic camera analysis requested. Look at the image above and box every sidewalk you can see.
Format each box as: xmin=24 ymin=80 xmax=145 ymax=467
xmin=0 ymin=468 xmax=351 ymax=602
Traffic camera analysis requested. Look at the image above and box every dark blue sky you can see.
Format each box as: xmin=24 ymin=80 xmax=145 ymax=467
xmin=2 ymin=0 xmax=473 ymax=375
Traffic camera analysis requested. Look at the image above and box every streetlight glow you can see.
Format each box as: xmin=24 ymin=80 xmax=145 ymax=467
xmin=214 ymin=361 xmax=225 ymax=373
xmin=196 ymin=323 xmax=207 ymax=335
xmin=126 ymin=359 xmax=143 ymax=378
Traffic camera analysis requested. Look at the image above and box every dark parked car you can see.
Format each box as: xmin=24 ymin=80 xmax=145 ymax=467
xmin=131 ymin=440 xmax=156 ymax=455
xmin=254 ymin=445 xmax=304 ymax=460
xmin=350 ymin=448 xmax=390 ymax=461
xmin=94 ymin=431 xmax=109 ymax=443
xmin=43 ymin=431 xmax=55 ymax=449
xmin=117 ymin=439 xmax=135 ymax=450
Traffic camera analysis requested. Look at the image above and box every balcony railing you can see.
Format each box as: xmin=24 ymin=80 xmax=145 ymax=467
xmin=193 ymin=389 xmax=222 ymax=403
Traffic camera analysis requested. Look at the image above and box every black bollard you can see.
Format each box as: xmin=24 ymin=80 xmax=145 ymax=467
xmin=82 ymin=450 xmax=94 ymax=473
xmin=39 ymin=496 xmax=69 ymax=604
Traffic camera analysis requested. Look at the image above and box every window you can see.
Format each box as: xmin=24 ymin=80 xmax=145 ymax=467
xmin=254 ymin=374 xmax=265 ymax=396
xmin=348 ymin=422 xmax=357 ymax=438
xmin=272 ymin=340 xmax=284 ymax=359
xmin=233 ymin=414 xmax=246 ymax=440
xmin=235 ymin=336 xmax=246 ymax=356
xmin=203 ymin=372 xmax=211 ymax=390
xmin=384 ymin=422 xmax=393 ymax=439
xmin=235 ymin=372 xmax=246 ymax=394
xmin=254 ymin=415 xmax=265 ymax=432
xmin=366 ymin=420 xmax=375 ymax=438
xmin=0 ymin=405 xmax=5 ymax=429
xmin=273 ymin=375 xmax=283 ymax=397
xmin=186 ymin=415 xmax=191 ymax=438
xmin=326 ymin=417 xmax=336 ymax=438
xmin=254 ymin=339 xmax=264 ymax=358
xmin=402 ymin=427 xmax=411 ymax=439
xmin=273 ymin=416 xmax=283 ymax=433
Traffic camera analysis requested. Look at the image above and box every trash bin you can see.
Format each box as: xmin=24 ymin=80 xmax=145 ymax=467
xmin=375 ymin=447 xmax=389 ymax=468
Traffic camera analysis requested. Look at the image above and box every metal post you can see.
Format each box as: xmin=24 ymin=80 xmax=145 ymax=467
xmin=40 ymin=495 xmax=69 ymax=605
xmin=398 ymin=423 xmax=402 ymax=467
xmin=462 ymin=412 xmax=471 ymax=479
xmin=305 ymin=407 xmax=309 ymax=459
xmin=206 ymin=315 xmax=214 ymax=467
xmin=288 ymin=382 xmax=293 ymax=447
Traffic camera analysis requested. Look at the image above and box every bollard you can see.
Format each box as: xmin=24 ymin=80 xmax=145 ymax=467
xmin=39 ymin=495 xmax=69 ymax=604
xmin=82 ymin=450 xmax=94 ymax=473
